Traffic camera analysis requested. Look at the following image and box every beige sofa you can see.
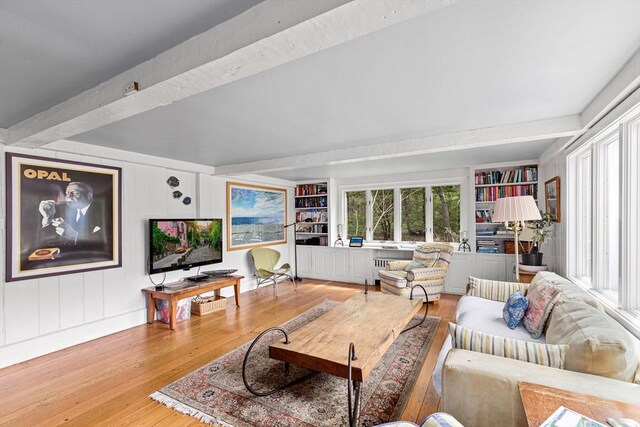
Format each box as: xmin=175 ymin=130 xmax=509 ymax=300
xmin=434 ymin=272 xmax=640 ymax=427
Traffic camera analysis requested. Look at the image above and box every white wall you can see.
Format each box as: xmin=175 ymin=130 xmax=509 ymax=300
xmin=537 ymin=154 xmax=566 ymax=275
xmin=0 ymin=142 xmax=295 ymax=368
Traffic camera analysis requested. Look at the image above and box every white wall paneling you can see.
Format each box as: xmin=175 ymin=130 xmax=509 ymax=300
xmin=0 ymin=145 xmax=295 ymax=367
xmin=296 ymin=246 xmax=312 ymax=278
xmin=330 ymin=249 xmax=350 ymax=283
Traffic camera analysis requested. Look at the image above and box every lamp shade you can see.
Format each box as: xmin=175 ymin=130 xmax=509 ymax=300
xmin=492 ymin=196 xmax=541 ymax=223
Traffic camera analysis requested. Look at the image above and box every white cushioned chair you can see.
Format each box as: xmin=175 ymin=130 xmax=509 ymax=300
xmin=378 ymin=243 xmax=453 ymax=302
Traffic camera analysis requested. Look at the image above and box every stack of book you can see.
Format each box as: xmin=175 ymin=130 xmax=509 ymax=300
xmin=477 ymin=239 xmax=500 ymax=253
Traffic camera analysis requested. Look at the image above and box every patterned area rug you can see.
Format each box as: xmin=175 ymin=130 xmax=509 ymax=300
xmin=151 ymin=299 xmax=440 ymax=426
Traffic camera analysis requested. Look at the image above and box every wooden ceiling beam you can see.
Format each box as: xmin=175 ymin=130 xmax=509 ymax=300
xmin=214 ymin=115 xmax=582 ymax=175
xmin=5 ymin=0 xmax=456 ymax=148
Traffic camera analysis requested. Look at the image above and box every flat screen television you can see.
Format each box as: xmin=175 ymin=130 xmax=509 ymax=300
xmin=148 ymin=218 xmax=223 ymax=274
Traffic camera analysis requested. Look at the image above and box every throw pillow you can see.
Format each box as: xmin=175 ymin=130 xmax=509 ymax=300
xmin=467 ymin=276 xmax=529 ymax=302
xmin=404 ymin=260 xmax=425 ymax=271
xmin=502 ymin=290 xmax=529 ymax=329
xmin=523 ymin=280 xmax=564 ymax=339
xmin=448 ymin=323 xmax=567 ymax=369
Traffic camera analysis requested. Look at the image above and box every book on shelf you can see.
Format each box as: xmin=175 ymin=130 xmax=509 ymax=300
xmin=295 ymin=210 xmax=327 ymax=223
xmin=296 ymin=224 xmax=328 ymax=233
xmin=495 ymin=230 xmax=512 ymax=235
xmin=296 ymin=183 xmax=327 ymax=196
xmin=295 ymin=197 xmax=327 ymax=208
xmin=477 ymin=247 xmax=500 ymax=254
xmin=475 ymin=184 xmax=537 ymax=202
xmin=475 ymin=166 xmax=538 ymax=185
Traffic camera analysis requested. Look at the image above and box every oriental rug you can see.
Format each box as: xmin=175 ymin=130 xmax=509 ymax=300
xmin=150 ymin=299 xmax=440 ymax=427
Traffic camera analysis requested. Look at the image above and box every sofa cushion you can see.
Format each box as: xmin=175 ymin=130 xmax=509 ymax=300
xmin=523 ymin=281 xmax=564 ymax=339
xmin=530 ymin=271 xmax=604 ymax=311
xmin=433 ymin=296 xmax=545 ymax=397
xmin=456 ymin=295 xmax=503 ymax=322
xmin=503 ymin=291 xmax=528 ymax=329
xmin=546 ymin=300 xmax=640 ymax=382
xmin=448 ymin=323 xmax=568 ymax=369
xmin=467 ymin=276 xmax=529 ymax=302
xmin=458 ymin=299 xmax=546 ymax=342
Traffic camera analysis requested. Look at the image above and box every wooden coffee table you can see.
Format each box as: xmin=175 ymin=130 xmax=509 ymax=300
xmin=243 ymin=291 xmax=425 ymax=426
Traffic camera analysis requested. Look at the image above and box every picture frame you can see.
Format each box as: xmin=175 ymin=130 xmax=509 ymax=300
xmin=5 ymin=153 xmax=122 ymax=282
xmin=226 ymin=182 xmax=287 ymax=251
xmin=544 ymin=176 xmax=561 ymax=223
xmin=349 ymin=236 xmax=364 ymax=247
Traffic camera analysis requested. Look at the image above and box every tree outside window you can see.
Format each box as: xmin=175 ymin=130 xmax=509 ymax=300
xmin=345 ymin=191 xmax=366 ymax=238
xmin=432 ymin=185 xmax=461 ymax=243
xmin=344 ymin=184 xmax=461 ymax=243
xmin=372 ymin=189 xmax=394 ymax=240
xmin=401 ymin=187 xmax=425 ymax=241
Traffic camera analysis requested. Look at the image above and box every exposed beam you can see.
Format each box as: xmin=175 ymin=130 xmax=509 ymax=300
xmin=6 ymin=0 xmax=456 ymax=148
xmin=215 ymin=115 xmax=582 ymax=176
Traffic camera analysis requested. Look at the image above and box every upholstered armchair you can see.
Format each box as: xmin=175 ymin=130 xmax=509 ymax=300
xmin=378 ymin=243 xmax=453 ymax=302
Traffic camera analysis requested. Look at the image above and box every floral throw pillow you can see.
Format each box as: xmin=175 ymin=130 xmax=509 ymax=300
xmin=523 ymin=281 xmax=564 ymax=339
xmin=502 ymin=290 xmax=528 ymax=329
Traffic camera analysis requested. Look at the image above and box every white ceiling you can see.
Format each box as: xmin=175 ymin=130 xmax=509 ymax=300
xmin=0 ymin=0 xmax=263 ymax=128
xmin=2 ymin=1 xmax=639 ymax=180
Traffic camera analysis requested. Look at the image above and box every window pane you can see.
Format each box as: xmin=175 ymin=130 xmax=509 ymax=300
xmin=345 ymin=191 xmax=366 ymax=238
xmin=577 ymin=152 xmax=592 ymax=283
xmin=372 ymin=189 xmax=394 ymax=240
xmin=605 ymin=140 xmax=619 ymax=292
xmin=401 ymin=187 xmax=425 ymax=241
xmin=432 ymin=185 xmax=461 ymax=243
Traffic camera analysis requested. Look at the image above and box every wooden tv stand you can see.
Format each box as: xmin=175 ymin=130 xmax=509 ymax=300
xmin=142 ymin=274 xmax=243 ymax=330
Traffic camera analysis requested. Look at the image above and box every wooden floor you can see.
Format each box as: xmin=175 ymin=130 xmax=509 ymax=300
xmin=0 ymin=280 xmax=459 ymax=427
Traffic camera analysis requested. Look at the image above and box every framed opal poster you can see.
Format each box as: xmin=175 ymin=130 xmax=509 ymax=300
xmin=5 ymin=153 xmax=122 ymax=281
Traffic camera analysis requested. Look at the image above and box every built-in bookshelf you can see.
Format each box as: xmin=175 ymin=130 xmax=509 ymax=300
xmin=474 ymin=164 xmax=538 ymax=254
xmin=295 ymin=181 xmax=329 ymax=246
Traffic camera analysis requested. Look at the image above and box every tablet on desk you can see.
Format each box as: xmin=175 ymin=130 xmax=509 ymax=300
xmin=349 ymin=236 xmax=363 ymax=247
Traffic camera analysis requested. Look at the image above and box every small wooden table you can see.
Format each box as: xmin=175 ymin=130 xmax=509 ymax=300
xmin=142 ymin=274 xmax=243 ymax=330
xmin=518 ymin=270 xmax=537 ymax=283
xmin=518 ymin=381 xmax=640 ymax=426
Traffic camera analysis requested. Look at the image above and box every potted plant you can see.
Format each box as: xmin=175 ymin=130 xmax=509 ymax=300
xmin=521 ymin=211 xmax=555 ymax=266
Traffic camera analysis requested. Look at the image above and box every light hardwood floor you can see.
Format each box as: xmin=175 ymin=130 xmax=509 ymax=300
xmin=0 ymin=280 xmax=459 ymax=426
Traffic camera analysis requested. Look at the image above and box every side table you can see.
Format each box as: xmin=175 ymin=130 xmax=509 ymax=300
xmin=518 ymin=381 xmax=640 ymax=426
xmin=141 ymin=274 xmax=243 ymax=330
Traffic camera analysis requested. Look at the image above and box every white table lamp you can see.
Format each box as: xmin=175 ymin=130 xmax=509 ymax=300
xmin=492 ymin=196 xmax=541 ymax=282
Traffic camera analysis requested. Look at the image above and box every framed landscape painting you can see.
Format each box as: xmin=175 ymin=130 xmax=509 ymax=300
xmin=5 ymin=153 xmax=122 ymax=281
xmin=545 ymin=176 xmax=561 ymax=223
xmin=226 ymin=182 xmax=287 ymax=251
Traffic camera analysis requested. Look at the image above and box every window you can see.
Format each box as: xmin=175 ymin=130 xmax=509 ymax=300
xmin=344 ymin=184 xmax=462 ymax=244
xmin=401 ymin=187 xmax=425 ymax=241
xmin=568 ymin=102 xmax=640 ymax=315
xmin=371 ymin=189 xmax=394 ymax=240
xmin=345 ymin=191 xmax=366 ymax=238
xmin=432 ymin=185 xmax=461 ymax=243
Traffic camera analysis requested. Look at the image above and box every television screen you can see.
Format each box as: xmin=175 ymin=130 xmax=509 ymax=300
xmin=149 ymin=218 xmax=222 ymax=274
